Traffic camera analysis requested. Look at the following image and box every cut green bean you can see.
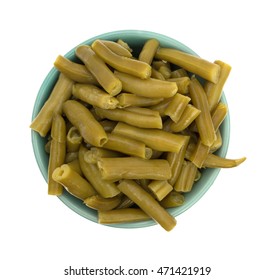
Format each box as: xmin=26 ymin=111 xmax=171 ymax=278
xmin=95 ymin=107 xmax=162 ymax=129
xmin=166 ymin=136 xmax=190 ymax=186
xmin=84 ymin=147 xmax=123 ymax=164
xmin=164 ymin=93 xmax=191 ymax=123
xmin=116 ymin=39 xmax=132 ymax=52
xmin=63 ymin=100 xmax=108 ymax=147
xmin=159 ymin=65 xmax=172 ymax=79
xmin=167 ymin=77 xmax=190 ymax=94
xmin=151 ymin=68 xmax=166 ymax=80
xmin=78 ymin=145 xmax=120 ymax=198
xmin=92 ymin=40 xmax=151 ymax=79
xmin=148 ymin=180 xmax=173 ymax=201
xmin=155 ymin=48 xmax=221 ymax=83
xmin=117 ymin=180 xmax=177 ymax=231
xmin=205 ymin=60 xmax=231 ymax=112
xmin=98 ymin=208 xmax=151 ymax=224
xmin=72 ymin=83 xmax=119 ymax=109
xmin=114 ymin=71 xmax=178 ymax=98
xmin=75 ymin=45 xmax=122 ymax=96
xmin=159 ymin=191 xmax=185 ymax=208
xmin=189 ymin=139 xmax=210 ymax=168
xmin=138 ymin=38 xmax=160 ymax=65
xmin=189 ymin=76 xmax=216 ymax=146
xmin=210 ymin=129 xmax=222 ymax=153
xmin=30 ymin=73 xmax=73 ymax=137
xmin=98 ymin=157 xmax=172 ymax=181
xmin=211 ymin=102 xmax=228 ymax=131
xmin=170 ymin=68 xmax=188 ymax=78
xmin=84 ymin=195 xmax=122 ymax=211
xmin=101 ymin=40 xmax=133 ymax=57
xmin=103 ymin=133 xmax=152 ymax=159
xmin=66 ymin=126 xmax=82 ymax=152
xmin=52 ymin=164 xmax=96 ymax=200
xmin=117 ymin=93 xmax=163 ymax=108
xmin=170 ymin=104 xmax=201 ymax=132
xmin=203 ymin=154 xmax=246 ymax=168
xmin=174 ymin=160 xmax=198 ymax=193
xmin=54 ymin=55 xmax=98 ymax=84
xmin=113 ymin=122 xmax=189 ymax=153
xmin=48 ymin=114 xmax=66 ymax=195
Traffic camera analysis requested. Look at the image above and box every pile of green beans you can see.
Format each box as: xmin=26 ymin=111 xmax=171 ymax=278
xmin=30 ymin=37 xmax=246 ymax=231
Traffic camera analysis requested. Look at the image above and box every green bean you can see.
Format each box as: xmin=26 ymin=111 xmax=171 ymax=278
xmin=84 ymin=147 xmax=123 ymax=164
xmin=54 ymin=55 xmax=98 ymax=84
xmin=48 ymin=114 xmax=66 ymax=195
xmin=72 ymin=83 xmax=119 ymax=109
xmin=113 ymin=122 xmax=189 ymax=153
xmin=152 ymin=60 xmax=170 ymax=70
xmin=202 ymin=154 xmax=246 ymax=168
xmin=117 ymin=93 xmax=163 ymax=108
xmin=210 ymin=129 xmax=222 ymax=153
xmin=75 ymin=45 xmax=122 ymax=96
xmin=189 ymin=139 xmax=210 ymax=168
xmin=164 ymin=93 xmax=191 ymax=123
xmin=92 ymin=40 xmax=151 ymax=79
xmin=159 ymin=191 xmax=185 ymax=208
xmin=138 ymin=38 xmax=160 ymax=65
xmin=114 ymin=71 xmax=178 ymax=98
xmin=84 ymin=195 xmax=122 ymax=211
xmin=117 ymin=180 xmax=177 ymax=231
xmin=103 ymin=133 xmax=152 ymax=159
xmin=30 ymin=73 xmax=73 ymax=137
xmin=98 ymin=208 xmax=151 ymax=224
xmin=123 ymin=106 xmax=160 ymax=117
xmin=151 ymin=68 xmax=166 ymax=80
xmin=116 ymin=39 xmax=132 ymax=52
xmin=101 ymin=40 xmax=133 ymax=57
xmin=167 ymin=77 xmax=190 ymax=94
xmin=170 ymin=68 xmax=188 ymax=78
xmin=155 ymin=48 xmax=221 ymax=83
xmin=66 ymin=126 xmax=82 ymax=152
xmin=166 ymin=136 xmax=190 ymax=186
xmin=174 ymin=160 xmax=198 ymax=193
xmin=205 ymin=60 xmax=231 ymax=112
xmin=148 ymin=180 xmax=173 ymax=201
xmin=98 ymin=157 xmax=172 ymax=181
xmin=211 ymin=103 xmax=228 ymax=131
xmin=170 ymin=104 xmax=201 ymax=132
xmin=63 ymin=100 xmax=108 ymax=147
xmin=159 ymin=65 xmax=172 ymax=79
xmin=189 ymin=76 xmax=216 ymax=146
xmin=95 ymin=107 xmax=162 ymax=129
xmin=52 ymin=164 xmax=96 ymax=200
xmin=78 ymin=145 xmax=120 ymax=198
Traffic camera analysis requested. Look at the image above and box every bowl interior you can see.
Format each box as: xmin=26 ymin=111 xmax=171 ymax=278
xmin=31 ymin=30 xmax=230 ymax=228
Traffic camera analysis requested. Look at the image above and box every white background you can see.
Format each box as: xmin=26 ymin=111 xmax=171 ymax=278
xmin=1 ymin=0 xmax=274 ymax=279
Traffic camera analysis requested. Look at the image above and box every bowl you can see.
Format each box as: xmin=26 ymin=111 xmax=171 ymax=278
xmin=31 ymin=30 xmax=230 ymax=228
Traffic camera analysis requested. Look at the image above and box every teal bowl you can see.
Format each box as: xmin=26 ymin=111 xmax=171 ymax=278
xmin=31 ymin=30 xmax=230 ymax=228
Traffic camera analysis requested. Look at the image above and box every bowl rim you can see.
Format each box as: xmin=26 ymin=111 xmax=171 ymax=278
xmin=31 ymin=29 xmax=230 ymax=229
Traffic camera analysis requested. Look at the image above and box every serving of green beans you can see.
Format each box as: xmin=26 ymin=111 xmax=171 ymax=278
xmin=30 ymin=36 xmax=246 ymax=231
